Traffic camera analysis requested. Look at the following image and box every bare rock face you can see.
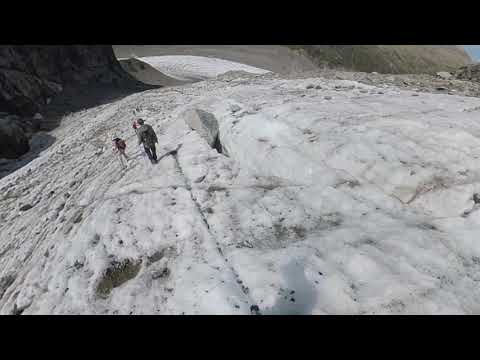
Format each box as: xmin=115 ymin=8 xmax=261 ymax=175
xmin=455 ymin=63 xmax=480 ymax=82
xmin=183 ymin=108 xmax=220 ymax=148
xmin=0 ymin=46 xmax=148 ymax=159
xmin=0 ymin=45 xmax=139 ymax=116
xmin=0 ymin=116 xmax=30 ymax=158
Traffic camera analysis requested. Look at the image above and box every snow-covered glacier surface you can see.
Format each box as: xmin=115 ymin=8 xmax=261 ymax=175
xmin=2 ymin=73 xmax=480 ymax=314
xmin=139 ymin=55 xmax=270 ymax=81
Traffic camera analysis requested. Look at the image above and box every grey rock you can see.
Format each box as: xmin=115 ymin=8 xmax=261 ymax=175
xmin=0 ymin=46 xmax=148 ymax=159
xmin=183 ymin=109 xmax=219 ymax=148
xmin=436 ymin=71 xmax=452 ymax=80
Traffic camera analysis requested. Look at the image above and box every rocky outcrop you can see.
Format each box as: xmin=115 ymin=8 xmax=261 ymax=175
xmin=0 ymin=45 xmax=142 ymax=116
xmin=0 ymin=115 xmax=30 ymax=158
xmin=289 ymin=45 xmax=472 ymax=75
xmin=0 ymin=46 xmax=149 ymax=159
xmin=183 ymin=109 xmax=220 ymax=148
xmin=455 ymin=63 xmax=480 ymax=82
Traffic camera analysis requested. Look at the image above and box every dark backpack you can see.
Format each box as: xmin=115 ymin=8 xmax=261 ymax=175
xmin=139 ymin=125 xmax=156 ymax=146
xmin=116 ymin=139 xmax=126 ymax=150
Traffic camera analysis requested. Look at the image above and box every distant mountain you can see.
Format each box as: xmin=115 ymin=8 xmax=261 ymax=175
xmin=288 ymin=45 xmax=472 ymax=74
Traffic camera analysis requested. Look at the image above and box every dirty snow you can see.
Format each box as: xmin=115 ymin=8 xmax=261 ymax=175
xmin=139 ymin=55 xmax=270 ymax=81
xmin=2 ymin=71 xmax=480 ymax=314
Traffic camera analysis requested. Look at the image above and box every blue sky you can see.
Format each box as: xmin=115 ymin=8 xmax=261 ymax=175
xmin=463 ymin=45 xmax=480 ymax=61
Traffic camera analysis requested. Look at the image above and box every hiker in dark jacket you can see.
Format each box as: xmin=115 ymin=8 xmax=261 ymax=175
xmin=136 ymin=119 xmax=159 ymax=164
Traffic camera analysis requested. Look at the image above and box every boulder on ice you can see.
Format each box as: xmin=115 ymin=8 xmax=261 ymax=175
xmin=183 ymin=108 xmax=220 ymax=148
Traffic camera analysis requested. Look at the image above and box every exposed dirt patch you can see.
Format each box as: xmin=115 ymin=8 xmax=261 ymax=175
xmin=96 ymin=259 xmax=142 ymax=299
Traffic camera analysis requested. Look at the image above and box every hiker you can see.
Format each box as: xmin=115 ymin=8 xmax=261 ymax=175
xmin=136 ymin=119 xmax=159 ymax=164
xmin=112 ymin=137 xmax=128 ymax=168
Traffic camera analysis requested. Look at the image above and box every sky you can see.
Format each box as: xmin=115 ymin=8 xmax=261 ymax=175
xmin=463 ymin=45 xmax=480 ymax=61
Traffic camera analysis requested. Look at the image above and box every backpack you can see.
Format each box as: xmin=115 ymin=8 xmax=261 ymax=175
xmin=138 ymin=125 xmax=156 ymax=146
xmin=116 ymin=139 xmax=126 ymax=150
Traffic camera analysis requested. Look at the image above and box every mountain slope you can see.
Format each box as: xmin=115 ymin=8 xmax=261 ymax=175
xmin=288 ymin=45 xmax=472 ymax=74
xmin=2 ymin=71 xmax=480 ymax=314
xmin=113 ymin=45 xmax=319 ymax=74
xmin=0 ymin=46 xmax=149 ymax=159
xmin=114 ymin=45 xmax=472 ymax=76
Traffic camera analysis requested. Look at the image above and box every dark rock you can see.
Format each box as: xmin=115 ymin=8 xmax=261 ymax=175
xmin=455 ymin=63 xmax=480 ymax=82
xmin=147 ymin=249 xmax=165 ymax=265
xmin=324 ymin=96 xmax=332 ymax=100
xmin=0 ymin=118 xmax=30 ymax=158
xmin=19 ymin=204 xmax=33 ymax=211
xmin=96 ymin=259 xmax=142 ymax=298
xmin=0 ymin=46 xmax=150 ymax=159
xmin=250 ymin=305 xmax=261 ymax=315
xmin=152 ymin=267 xmax=170 ymax=280
xmin=473 ymin=193 xmax=480 ymax=204
xmin=71 ymin=210 xmax=83 ymax=224
xmin=0 ymin=46 xmax=142 ymax=117
xmin=194 ymin=175 xmax=206 ymax=183
xmin=0 ymin=274 xmax=16 ymax=299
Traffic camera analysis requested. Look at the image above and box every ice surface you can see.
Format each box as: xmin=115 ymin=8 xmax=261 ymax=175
xmin=139 ymin=55 xmax=270 ymax=81
xmin=1 ymin=71 xmax=480 ymax=314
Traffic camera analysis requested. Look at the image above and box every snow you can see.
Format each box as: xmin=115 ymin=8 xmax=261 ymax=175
xmin=2 ymin=66 xmax=480 ymax=314
xmin=139 ymin=55 xmax=270 ymax=81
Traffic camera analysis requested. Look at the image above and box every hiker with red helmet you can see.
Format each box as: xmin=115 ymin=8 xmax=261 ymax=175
xmin=132 ymin=119 xmax=139 ymax=131
xmin=112 ymin=137 xmax=128 ymax=168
